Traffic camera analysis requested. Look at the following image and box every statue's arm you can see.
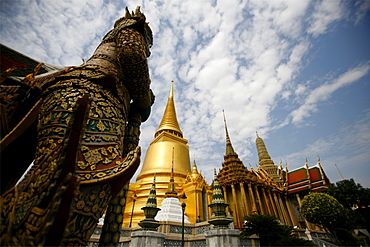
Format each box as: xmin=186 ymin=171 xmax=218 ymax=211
xmin=117 ymin=26 xmax=154 ymax=121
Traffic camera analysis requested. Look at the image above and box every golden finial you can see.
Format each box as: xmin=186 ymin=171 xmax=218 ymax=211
xmin=335 ymin=164 xmax=345 ymax=180
xmin=222 ymin=110 xmax=230 ymax=143
xmin=222 ymin=110 xmax=236 ymax=155
xmin=192 ymin=155 xmax=199 ymax=174
xmin=169 ymin=80 xmax=174 ymax=99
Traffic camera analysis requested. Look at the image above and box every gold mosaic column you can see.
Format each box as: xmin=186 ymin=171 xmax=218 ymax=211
xmin=261 ymin=187 xmax=273 ymax=215
xmin=253 ymin=185 xmax=265 ymax=215
xmin=231 ymin=184 xmax=241 ymax=227
xmin=240 ymin=183 xmax=250 ymax=216
xmin=247 ymin=183 xmax=258 ymax=214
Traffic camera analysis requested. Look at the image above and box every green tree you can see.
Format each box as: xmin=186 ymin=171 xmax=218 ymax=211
xmin=240 ymin=214 xmax=314 ymax=246
xmin=326 ymin=178 xmax=370 ymax=209
xmin=326 ymin=178 xmax=370 ymax=231
xmin=301 ymin=193 xmax=347 ymax=243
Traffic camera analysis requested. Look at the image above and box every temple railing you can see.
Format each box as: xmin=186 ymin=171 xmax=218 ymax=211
xmin=87 ymin=221 xmax=329 ymax=246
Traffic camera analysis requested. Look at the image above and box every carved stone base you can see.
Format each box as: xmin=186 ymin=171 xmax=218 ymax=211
xmin=204 ymin=229 xmax=240 ymax=247
xmin=131 ymin=230 xmax=166 ymax=247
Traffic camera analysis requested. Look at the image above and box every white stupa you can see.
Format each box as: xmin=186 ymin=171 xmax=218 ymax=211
xmin=155 ymin=149 xmax=190 ymax=223
xmin=155 ymin=197 xmax=190 ymax=223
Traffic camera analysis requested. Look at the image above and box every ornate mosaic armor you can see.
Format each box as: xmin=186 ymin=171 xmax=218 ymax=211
xmin=1 ymin=7 xmax=153 ymax=246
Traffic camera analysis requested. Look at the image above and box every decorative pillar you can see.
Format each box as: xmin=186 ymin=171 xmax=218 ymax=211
xmin=277 ymin=194 xmax=291 ymax=225
xmin=222 ymin=186 xmax=230 ymax=215
xmin=247 ymin=183 xmax=258 ymax=214
xmin=285 ymin=196 xmax=298 ymax=227
xmin=273 ymin=193 xmax=285 ymax=223
xmin=207 ymin=190 xmax=212 ymax=221
xmin=253 ymin=185 xmax=264 ymax=215
xmin=195 ymin=188 xmax=200 ymax=220
xmin=261 ymin=187 xmax=273 ymax=215
xmin=239 ymin=182 xmax=250 ymax=216
xmin=267 ymin=190 xmax=279 ymax=218
xmin=231 ymin=184 xmax=241 ymax=227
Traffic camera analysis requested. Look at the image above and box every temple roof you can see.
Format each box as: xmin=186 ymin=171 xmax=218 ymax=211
xmin=0 ymin=44 xmax=64 ymax=80
xmin=285 ymin=159 xmax=330 ymax=194
xmin=217 ymin=111 xmax=250 ymax=186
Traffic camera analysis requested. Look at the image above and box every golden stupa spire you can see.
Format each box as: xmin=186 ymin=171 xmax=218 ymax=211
xmin=165 ymin=148 xmax=178 ymax=197
xmin=155 ymin=81 xmax=183 ymax=138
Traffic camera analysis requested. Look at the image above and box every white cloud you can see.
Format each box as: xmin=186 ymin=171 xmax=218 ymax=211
xmin=307 ymin=0 xmax=343 ymax=37
xmin=290 ymin=63 xmax=370 ymax=125
xmin=1 ymin=0 xmax=369 ymax=185
xmin=354 ymin=0 xmax=370 ymax=25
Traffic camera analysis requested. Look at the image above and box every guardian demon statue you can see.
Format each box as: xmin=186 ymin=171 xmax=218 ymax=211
xmin=0 ymin=7 xmax=153 ymax=246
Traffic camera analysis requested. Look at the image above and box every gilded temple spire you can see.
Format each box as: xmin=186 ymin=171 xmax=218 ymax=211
xmin=155 ymin=81 xmax=183 ymax=138
xmin=222 ymin=110 xmax=236 ymax=155
xmin=165 ymin=148 xmax=178 ymax=197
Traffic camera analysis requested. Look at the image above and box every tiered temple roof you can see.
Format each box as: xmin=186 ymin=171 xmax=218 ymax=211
xmin=217 ymin=111 xmax=253 ymax=186
xmin=284 ymin=158 xmax=330 ymax=194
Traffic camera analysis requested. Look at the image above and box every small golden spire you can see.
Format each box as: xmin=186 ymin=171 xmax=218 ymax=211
xmin=165 ymin=147 xmax=178 ymax=197
xmin=192 ymin=155 xmax=199 ymax=174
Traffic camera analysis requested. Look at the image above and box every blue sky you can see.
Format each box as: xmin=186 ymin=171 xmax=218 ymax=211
xmin=1 ymin=0 xmax=369 ymax=187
